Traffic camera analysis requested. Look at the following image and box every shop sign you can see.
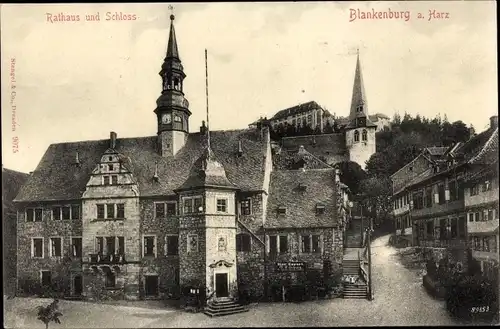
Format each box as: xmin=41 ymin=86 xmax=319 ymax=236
xmin=275 ymin=261 xmax=306 ymax=272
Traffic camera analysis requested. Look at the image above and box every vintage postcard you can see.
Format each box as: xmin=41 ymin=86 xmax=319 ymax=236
xmin=1 ymin=1 xmax=498 ymax=328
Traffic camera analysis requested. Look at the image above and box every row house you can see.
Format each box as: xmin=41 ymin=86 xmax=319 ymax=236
xmin=463 ymin=117 xmax=498 ymax=284
xmin=391 ymin=117 xmax=498 ymax=267
xmin=13 ymin=14 xmax=351 ymax=303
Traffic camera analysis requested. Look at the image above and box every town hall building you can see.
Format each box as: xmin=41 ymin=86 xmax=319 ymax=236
xmin=14 ymin=15 xmax=352 ymax=305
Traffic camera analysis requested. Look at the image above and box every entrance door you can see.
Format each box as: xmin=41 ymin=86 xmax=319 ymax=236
xmin=215 ymin=273 xmax=228 ymax=297
xmin=73 ymin=275 xmax=83 ymax=296
xmin=145 ymin=275 xmax=159 ymax=297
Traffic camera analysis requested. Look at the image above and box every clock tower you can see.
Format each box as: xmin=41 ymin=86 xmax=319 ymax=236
xmin=154 ymin=14 xmax=191 ymax=157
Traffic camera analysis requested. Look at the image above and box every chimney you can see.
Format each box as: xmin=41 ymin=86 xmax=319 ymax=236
xmin=153 ymin=161 xmax=159 ymax=182
xmin=74 ymin=152 xmax=80 ymax=166
xmin=200 ymin=120 xmax=207 ymax=134
xmin=110 ymin=131 xmax=117 ymax=149
xmin=490 ymin=116 xmax=498 ymax=129
xmin=298 ymin=145 xmax=306 ymax=154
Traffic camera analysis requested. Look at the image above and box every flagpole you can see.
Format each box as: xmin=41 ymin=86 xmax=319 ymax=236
xmin=205 ymin=49 xmax=210 ymax=149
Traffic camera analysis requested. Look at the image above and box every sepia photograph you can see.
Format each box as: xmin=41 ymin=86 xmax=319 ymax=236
xmin=1 ymin=1 xmax=498 ymax=327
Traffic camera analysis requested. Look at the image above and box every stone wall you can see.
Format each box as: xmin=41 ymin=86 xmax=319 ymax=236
xmin=17 ymin=204 xmax=83 ymax=296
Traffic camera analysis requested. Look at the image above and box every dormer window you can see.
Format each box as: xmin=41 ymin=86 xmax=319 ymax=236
xmin=108 ymin=164 xmax=113 ymax=171
xmin=111 ymin=175 xmax=118 ymax=185
xmin=103 ymin=176 xmax=110 ymax=185
xmin=362 ymin=129 xmax=368 ymax=141
xmin=316 ymin=204 xmax=325 ymax=215
xmin=174 ymin=115 xmax=182 ymax=123
xmin=277 ymin=206 xmax=287 ymax=215
xmin=356 ymin=104 xmax=364 ymax=112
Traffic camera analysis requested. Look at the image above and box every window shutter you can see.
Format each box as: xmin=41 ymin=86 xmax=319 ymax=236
xmin=265 ymin=235 xmax=270 ymax=253
xmin=320 ymin=234 xmax=324 ymax=255
xmin=434 ymin=193 xmax=439 ymax=204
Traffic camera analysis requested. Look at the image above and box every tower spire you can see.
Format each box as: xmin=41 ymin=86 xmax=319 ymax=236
xmin=167 ymin=12 xmax=180 ymax=59
xmin=349 ymin=49 xmax=368 ymax=120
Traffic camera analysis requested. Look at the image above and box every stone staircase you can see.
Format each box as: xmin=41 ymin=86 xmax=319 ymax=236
xmin=343 ymin=284 xmax=368 ymax=299
xmin=203 ymin=298 xmax=248 ymax=317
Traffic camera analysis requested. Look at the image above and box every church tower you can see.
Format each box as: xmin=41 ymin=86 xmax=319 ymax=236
xmin=154 ymin=14 xmax=191 ymax=157
xmin=345 ymin=51 xmax=377 ymax=169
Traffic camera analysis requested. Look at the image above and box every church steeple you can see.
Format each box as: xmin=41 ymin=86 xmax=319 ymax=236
xmin=154 ymin=14 xmax=191 ymax=157
xmin=347 ymin=50 xmax=375 ymax=129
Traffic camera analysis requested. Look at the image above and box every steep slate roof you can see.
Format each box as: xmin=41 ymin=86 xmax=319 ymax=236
xmin=270 ymin=101 xmax=322 ymax=121
xmin=2 ymin=168 xmax=29 ymax=215
xmin=456 ymin=126 xmax=497 ymax=162
xmin=265 ymin=169 xmax=338 ymax=228
xmin=280 ymin=133 xmax=346 ymax=164
xmin=14 ymin=129 xmax=267 ymax=202
xmin=272 ymin=146 xmax=332 ymax=170
xmin=469 ymin=128 xmax=498 ymax=165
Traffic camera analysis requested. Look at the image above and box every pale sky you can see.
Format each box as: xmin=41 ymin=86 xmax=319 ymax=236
xmin=1 ymin=2 xmax=497 ymax=173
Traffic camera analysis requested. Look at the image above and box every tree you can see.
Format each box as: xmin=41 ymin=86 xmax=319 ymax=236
xmin=37 ymin=299 xmax=62 ymax=329
xmin=358 ymin=176 xmax=393 ymax=224
xmin=335 ymin=161 xmax=367 ymax=195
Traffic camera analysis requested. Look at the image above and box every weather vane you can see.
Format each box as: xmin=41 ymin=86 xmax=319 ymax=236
xmin=168 ymin=4 xmax=175 ymax=19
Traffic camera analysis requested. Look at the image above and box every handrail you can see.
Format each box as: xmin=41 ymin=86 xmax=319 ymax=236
xmin=237 ymin=216 xmax=265 ymax=246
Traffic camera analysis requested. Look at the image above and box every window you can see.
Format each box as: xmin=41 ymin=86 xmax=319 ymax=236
xmin=279 ymin=235 xmax=288 ymax=254
xmin=107 ymin=204 xmax=115 ymax=219
xmin=71 ymin=237 xmax=82 ymax=257
xmin=26 ymin=208 xmax=43 ymax=222
xmin=362 ymin=129 xmax=368 ymax=141
xmin=412 ymin=191 xmax=424 ymax=210
xmin=483 ymin=237 xmax=490 ymax=252
xmin=450 ymin=218 xmax=458 ymax=239
xmin=32 ymin=238 xmax=44 ymax=258
xmin=108 ymin=164 xmax=113 ymax=171
xmin=312 ymin=235 xmax=321 ymax=253
xmin=425 ymin=188 xmax=433 ymax=208
xmin=475 ymin=212 xmax=481 ymax=222
xmin=165 ymin=235 xmax=179 ymax=256
xmin=167 ymin=203 xmax=177 ymax=216
xmin=426 ymin=221 xmax=434 ymax=238
xmin=356 ymin=104 xmax=364 ymax=112
xmin=50 ymin=237 xmax=62 ymax=257
xmin=488 ymin=209 xmax=494 ymax=221
xmin=354 ymin=130 xmax=360 ymax=142
xmin=62 ymin=206 xmax=71 ymax=220
xmin=277 ymin=206 xmax=286 ymax=215
xmin=97 ymin=204 xmax=105 ymax=219
xmin=111 ymin=175 xmax=118 ymax=185
xmin=269 ymin=236 xmax=278 ymax=254
xmin=236 ymin=234 xmax=251 ymax=252
xmin=301 ymin=235 xmax=311 ymax=253
xmin=96 ymin=237 xmax=104 ymax=254
xmin=174 ymin=115 xmax=182 ymax=122
xmin=473 ymin=236 xmax=480 ymax=250
xmin=103 ymin=175 xmax=110 ymax=185
xmin=155 ymin=203 xmax=165 ymax=218
xmin=468 ymin=213 xmax=474 ymax=222
xmin=116 ymin=204 xmax=125 ymax=218
xmin=106 ymin=236 xmax=116 ymax=255
xmin=187 ymin=234 xmax=199 ymax=253
xmin=41 ymin=271 xmax=51 ymax=287
xmin=240 ymin=199 xmax=251 ymax=215
xmin=458 ymin=217 xmax=466 ymax=238
xmin=71 ymin=205 xmax=80 ymax=220
xmin=471 ymin=184 xmax=479 ymax=196
xmin=183 ymin=197 xmax=203 ymax=214
xmin=143 ymin=236 xmax=156 ymax=257
xmin=438 ymin=185 xmax=446 ymax=205
xmin=449 ymin=181 xmax=457 ymax=201
xmin=217 ymin=199 xmax=227 ymax=213
xmin=439 ymin=219 xmax=447 ymax=240
xmin=316 ymin=205 xmax=325 ymax=215
xmin=52 ymin=207 xmax=61 ymax=220
xmin=118 ymin=237 xmax=125 ymax=255
xmin=105 ymin=271 xmax=116 ymax=288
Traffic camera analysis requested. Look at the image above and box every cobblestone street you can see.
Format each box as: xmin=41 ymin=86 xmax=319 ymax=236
xmin=5 ymin=235 xmax=482 ymax=328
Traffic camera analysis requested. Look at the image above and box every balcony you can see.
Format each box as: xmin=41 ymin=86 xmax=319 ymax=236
xmin=411 ymin=199 xmax=464 ymax=219
xmin=472 ymin=250 xmax=499 ymax=264
xmin=465 ymin=188 xmax=499 ymax=207
xmin=88 ymin=253 xmax=126 ymax=264
xmin=468 ymin=218 xmax=499 ymax=234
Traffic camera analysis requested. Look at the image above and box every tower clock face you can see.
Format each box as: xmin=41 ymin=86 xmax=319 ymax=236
xmin=162 ymin=113 xmax=172 ymax=124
